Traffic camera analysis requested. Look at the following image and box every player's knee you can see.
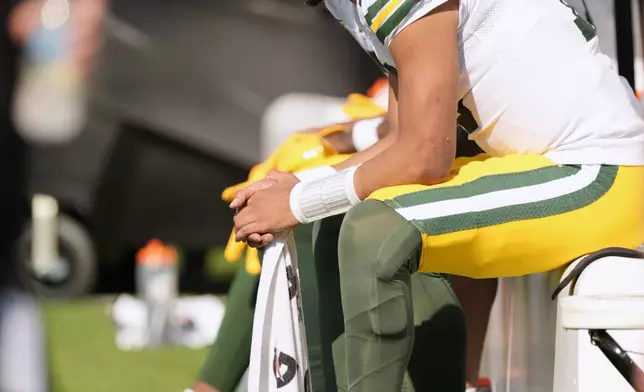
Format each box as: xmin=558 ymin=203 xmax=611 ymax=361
xmin=339 ymin=200 xmax=421 ymax=281
xmin=339 ymin=200 xmax=387 ymax=270
xmin=339 ymin=199 xmax=379 ymax=239
xmin=339 ymin=201 xmax=418 ymax=336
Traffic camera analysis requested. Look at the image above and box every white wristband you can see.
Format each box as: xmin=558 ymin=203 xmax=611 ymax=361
xmin=294 ymin=165 xmax=336 ymax=182
xmin=290 ymin=165 xmax=362 ymax=224
xmin=352 ymin=117 xmax=383 ymax=152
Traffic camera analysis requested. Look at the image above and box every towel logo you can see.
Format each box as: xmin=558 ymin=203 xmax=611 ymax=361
xmin=304 ymin=369 xmax=311 ymax=392
xmin=286 ymin=265 xmax=303 ymax=322
xmin=273 ymin=347 xmax=298 ymax=388
xmin=286 ymin=265 xmax=297 ymax=300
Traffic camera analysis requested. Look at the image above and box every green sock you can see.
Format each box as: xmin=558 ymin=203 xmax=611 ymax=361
xmin=198 ymin=261 xmax=257 ymax=392
xmin=294 ymin=224 xmax=327 ymax=392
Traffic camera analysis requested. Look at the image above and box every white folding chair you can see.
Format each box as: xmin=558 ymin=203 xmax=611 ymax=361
xmin=553 ymin=246 xmax=644 ymax=392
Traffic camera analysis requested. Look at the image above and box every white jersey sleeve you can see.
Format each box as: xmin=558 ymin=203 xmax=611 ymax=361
xmin=359 ymin=0 xmax=448 ymax=47
xmin=325 ymin=0 xmax=376 ymax=53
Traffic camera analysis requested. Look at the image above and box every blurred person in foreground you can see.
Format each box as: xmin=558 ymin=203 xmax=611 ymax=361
xmin=0 ymin=0 xmax=104 ymax=390
xmin=231 ymin=0 xmax=644 ymax=391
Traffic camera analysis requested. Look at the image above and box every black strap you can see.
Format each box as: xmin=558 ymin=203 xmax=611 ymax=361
xmin=551 ymin=247 xmax=643 ymax=300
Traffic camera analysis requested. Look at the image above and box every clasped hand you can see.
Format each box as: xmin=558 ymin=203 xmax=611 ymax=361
xmin=231 ymin=171 xmax=300 ymax=248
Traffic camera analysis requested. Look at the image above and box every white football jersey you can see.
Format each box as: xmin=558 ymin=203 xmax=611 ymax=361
xmin=324 ymin=0 xmax=644 ymax=166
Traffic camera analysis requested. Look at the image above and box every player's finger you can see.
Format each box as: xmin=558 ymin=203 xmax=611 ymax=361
xmin=266 ymin=170 xmax=292 ymax=181
xmin=247 ymin=232 xmax=275 ymax=248
xmin=260 ymin=233 xmax=274 ymax=246
xmin=233 ymin=208 xmax=256 ymax=234
xmin=235 ymin=223 xmax=260 ymax=243
xmin=230 ymin=178 xmax=275 ymax=209
xmin=222 ymin=181 xmax=251 ymax=202
xmin=247 ymin=233 xmax=263 ymax=247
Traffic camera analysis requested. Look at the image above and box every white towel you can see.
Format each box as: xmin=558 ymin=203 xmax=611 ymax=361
xmin=248 ymin=233 xmax=311 ymax=392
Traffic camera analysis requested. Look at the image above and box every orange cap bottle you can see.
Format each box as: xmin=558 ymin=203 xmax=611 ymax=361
xmin=136 ymin=239 xmax=178 ymax=266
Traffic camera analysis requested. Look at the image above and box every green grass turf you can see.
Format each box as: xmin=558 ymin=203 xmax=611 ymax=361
xmin=43 ymin=298 xmax=209 ymax=392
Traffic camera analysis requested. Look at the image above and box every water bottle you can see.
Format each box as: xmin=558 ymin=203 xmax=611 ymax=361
xmin=135 ymin=240 xmax=179 ymax=347
xmin=13 ymin=0 xmax=87 ymax=145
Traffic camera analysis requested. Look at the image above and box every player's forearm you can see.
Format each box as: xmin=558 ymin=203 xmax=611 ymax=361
xmin=351 ymin=71 xmax=457 ymax=197
xmin=328 ymin=118 xmax=391 ymax=170
xmin=350 ymin=134 xmax=450 ymax=200
xmin=350 ymin=107 xmax=457 ymax=200
xmin=324 ymin=116 xmax=389 ymax=155
xmin=347 ymin=77 xmax=457 ymax=199
xmin=332 ymin=135 xmax=392 ymax=171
